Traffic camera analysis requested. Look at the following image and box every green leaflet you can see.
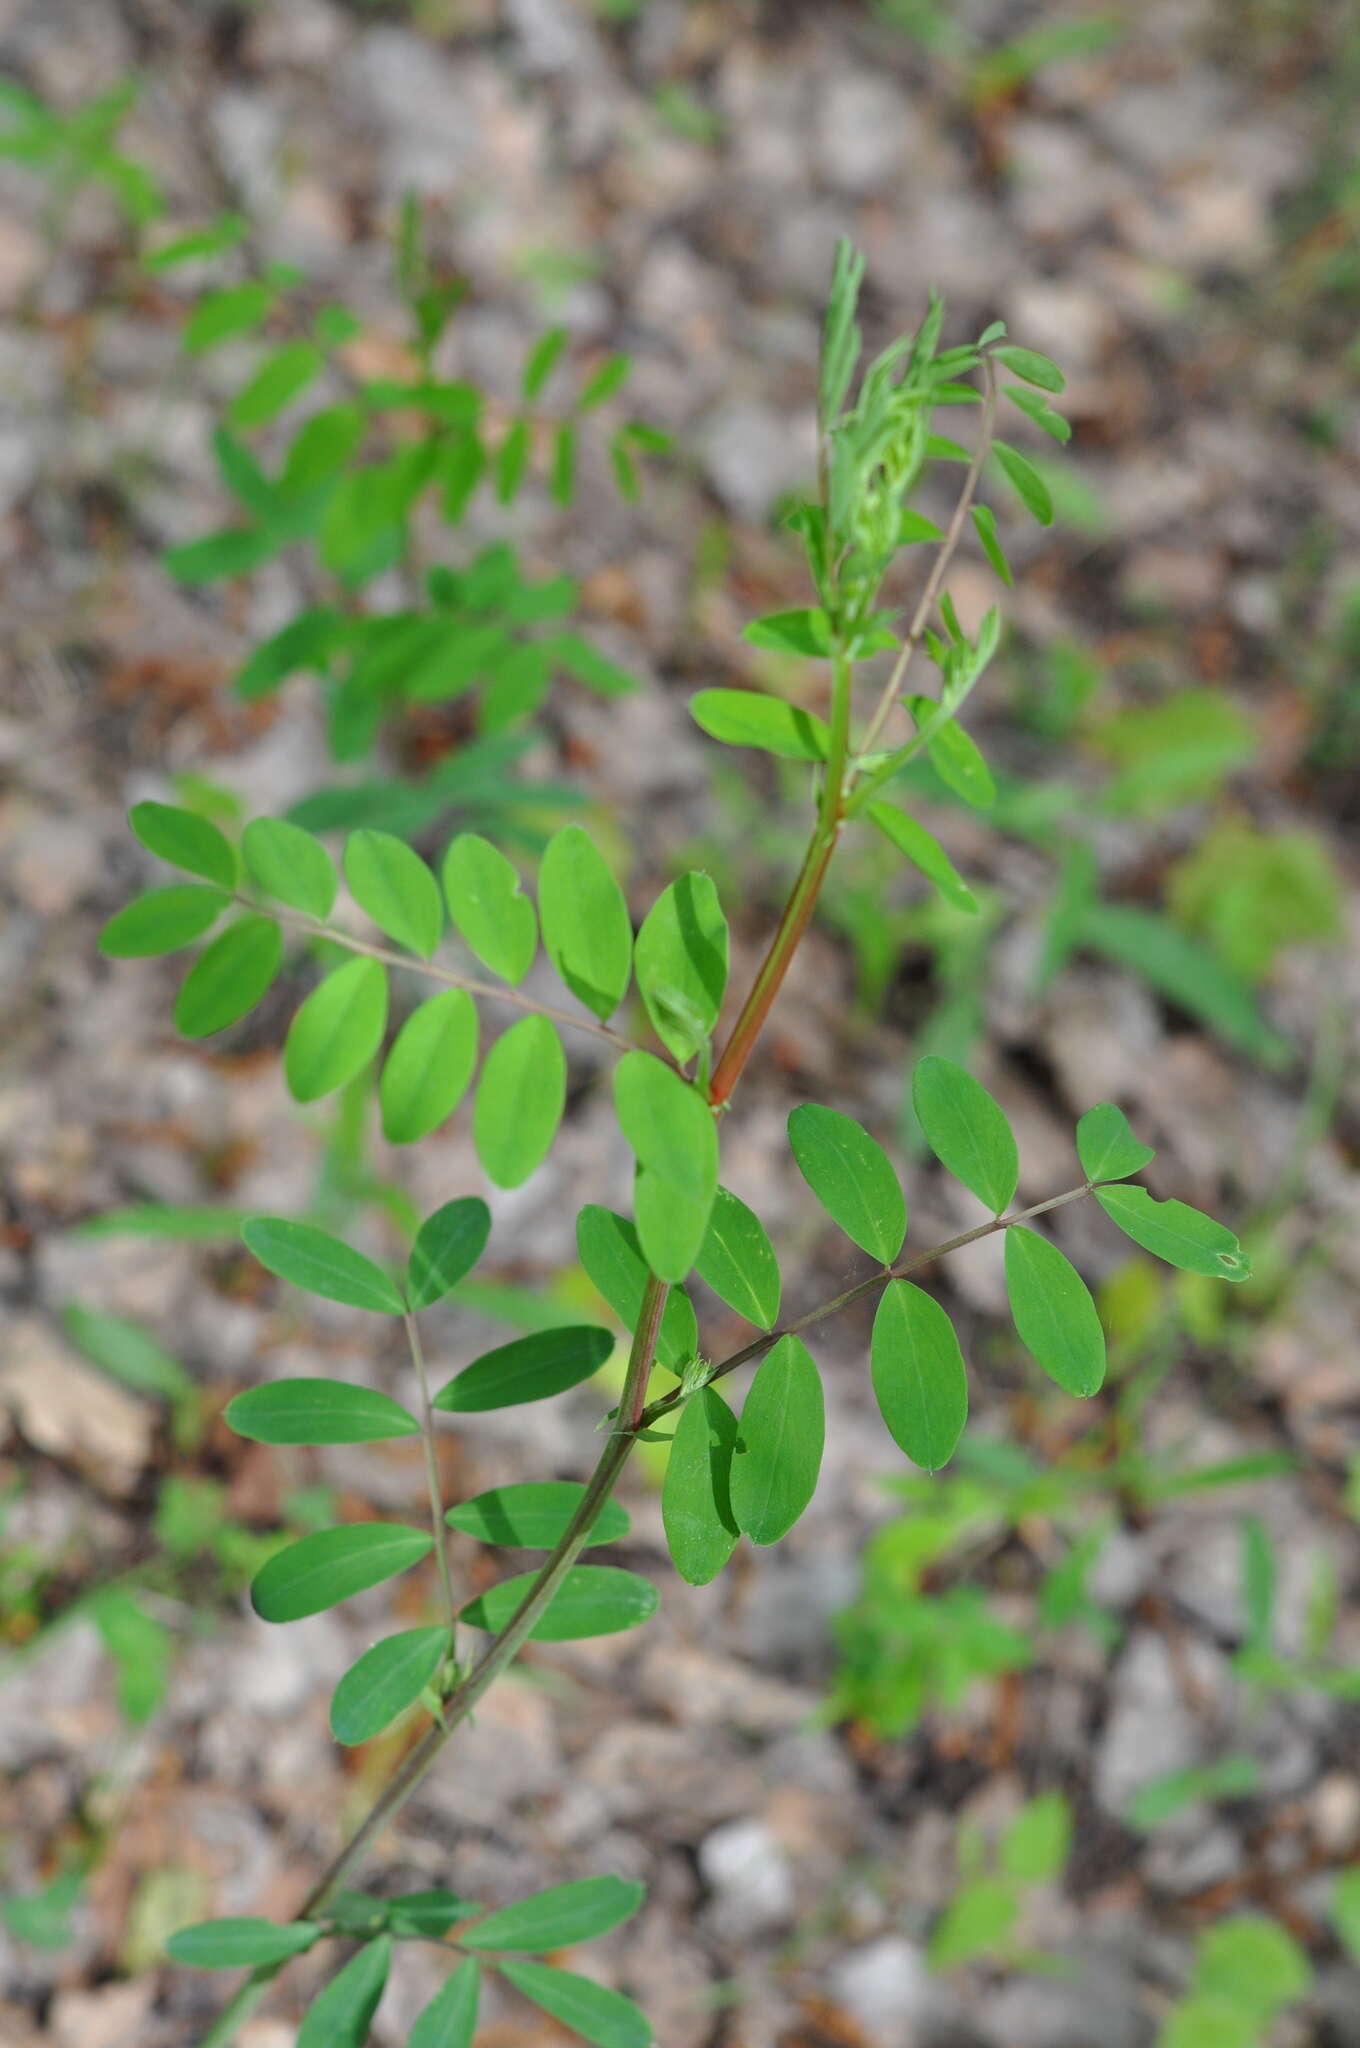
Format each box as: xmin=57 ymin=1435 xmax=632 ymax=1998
xmin=407 ymin=1197 xmax=492 ymax=1311
xmin=906 ymin=700 xmax=997 ymax=809
xmin=574 ymin=1206 xmax=699 ymax=1370
xmin=499 ymin=1960 xmax=652 ymax=2048
xmin=445 ymin=1482 xmax=629 ymax=1548
xmin=742 ymin=606 xmax=835 ymax=656
xmin=871 ymin=1279 xmax=968 ymax=1472
xmin=329 ymin=1627 xmax=449 ymax=1745
xmin=129 ymin=800 xmax=237 ymax=890
xmin=695 ymin=1186 xmax=781 ymax=1328
xmin=992 ymin=344 xmax=1065 ymax=393
xmin=166 ymin=1919 xmax=320 ymax=1970
xmin=461 ymin=1564 xmax=658 ymax=1641
xmin=236 ymin=608 xmax=343 ymax=702
xmin=229 ymin=341 xmax=322 ymax=430
xmin=911 ymin=1055 xmax=1018 ymax=1214
xmin=993 ymin=440 xmax=1054 ymax=525
xmin=788 ymin=1104 xmax=907 ymax=1264
xmin=284 ymin=956 xmax=389 ymax=1103
xmin=433 ymin=1326 xmax=615 ymax=1412
xmin=99 ymin=884 xmax=228 ymax=957
xmin=174 ymin=914 xmax=283 ymax=1037
xmin=63 ymin=1305 xmax=193 ymax=1406
xmin=865 ymin=802 xmax=979 ymax=914
xmin=473 ymin=1015 xmax=565 ymax=1187
xmin=729 ymin=1335 xmax=824 ymax=1546
xmin=442 ymin=832 xmax=537 ymax=983
xmin=408 ymin=1959 xmax=480 ymax=2048
xmin=296 ymin=1936 xmax=391 ymax=2048
xmin=241 ymin=1217 xmax=406 ymax=1315
xmin=689 ymin=688 xmax=831 ymax=761
xmin=1075 ymin=1101 xmax=1155 ymax=1184
xmin=634 ymin=872 xmax=729 ymax=1064
xmin=537 ymin=824 xmax=633 ymax=1020
xmin=1095 ymin=1185 xmax=1252 ymax=1281
xmin=379 ymin=990 xmax=478 ymax=1144
xmin=613 ymin=1052 xmax=718 ymax=1281
xmin=242 ymin=816 xmax=338 ymax=919
xmin=971 ymin=503 xmax=1014 ymax=587
xmin=1004 ymin=1227 xmax=1106 ymax=1398
xmin=226 ymin=1380 xmax=420 ymax=1445
xmin=251 ymin=1524 xmax=433 ymax=1622
xmin=662 ymin=1387 xmax=739 ymax=1586
xmin=344 ymin=829 xmax=443 ymax=959
xmin=460 ymin=1876 xmax=644 ymax=1952
xmin=387 ymin=1893 xmax=482 ymax=1939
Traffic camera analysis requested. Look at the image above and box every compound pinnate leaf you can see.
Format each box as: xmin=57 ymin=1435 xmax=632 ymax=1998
xmin=242 ymin=1217 xmax=406 ymax=1314
xmin=445 ymin=1482 xmax=629 ymax=1548
xmin=1095 ymin=1185 xmax=1251 ymax=1281
xmin=442 ymin=833 xmax=537 ymax=983
xmin=662 ymin=1386 xmax=739 ymax=1587
xmin=871 ymin=1279 xmax=968 ymax=1472
xmin=344 ymin=830 xmax=443 ymax=959
xmin=407 ymin=1196 xmax=491 ymax=1311
xmin=433 ymin=1326 xmax=614 ymax=1412
xmin=226 ymin=1380 xmax=420 ymax=1445
xmin=99 ymin=884 xmax=228 ymax=957
xmin=251 ymin=1523 xmax=433 ymax=1622
xmin=538 ymin=824 xmax=633 ymax=1020
xmin=866 ymin=803 xmax=979 ymax=914
xmin=788 ymin=1104 xmax=907 ymax=1265
xmin=175 ymin=915 xmax=283 ymax=1037
xmin=695 ymin=1186 xmax=781 ymax=1328
xmin=473 ymin=1015 xmax=565 ymax=1188
xmin=242 ymin=816 xmax=338 ymax=920
xmin=408 ymin=1959 xmax=480 ymax=2048
xmin=499 ymin=1960 xmax=652 ymax=2048
xmin=911 ymin=1056 xmax=1018 ymax=1214
xmin=730 ymin=1335 xmax=824 ymax=1546
xmin=296 ymin=1936 xmax=391 ymax=2048
xmin=129 ymin=800 xmax=237 ymax=890
xmin=166 ymin=1918 xmax=320 ymax=1969
xmin=689 ymin=688 xmax=830 ymax=762
xmin=461 ymin=1564 xmax=658 ymax=1641
xmin=284 ymin=956 xmax=389 ymax=1103
xmin=613 ymin=1052 xmax=718 ymax=1282
xmin=1004 ymin=1228 xmax=1106 ymax=1398
xmin=379 ymin=989 xmax=478 ymax=1144
xmin=461 ymin=1876 xmax=644 ymax=1952
xmin=574 ymin=1206 xmax=699 ymax=1370
xmin=329 ymin=1626 xmax=448 ymax=1745
xmin=634 ymin=872 xmax=728 ymax=1064
xmin=1076 ymin=1102 xmax=1155 ymax=1185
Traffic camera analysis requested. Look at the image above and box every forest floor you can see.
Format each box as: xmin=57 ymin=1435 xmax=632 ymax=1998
xmin=1 ymin=2 xmax=1358 ymax=2044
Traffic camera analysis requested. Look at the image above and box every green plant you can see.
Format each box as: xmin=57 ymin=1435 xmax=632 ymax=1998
xmin=102 ymin=243 xmax=1252 ymax=2047
xmin=928 ymin=1791 xmax=1071 ymax=1971
xmin=1156 ymin=1914 xmax=1310 ymax=2048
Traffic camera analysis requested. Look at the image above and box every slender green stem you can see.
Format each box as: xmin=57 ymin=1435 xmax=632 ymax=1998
xmin=235 ymin=897 xmax=640 ymax=1056
xmin=404 ymin=1312 xmax=458 ymax=1641
xmin=854 ymin=353 xmax=999 ymax=769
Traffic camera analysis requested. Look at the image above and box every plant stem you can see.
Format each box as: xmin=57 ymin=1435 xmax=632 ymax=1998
xmin=236 ymin=897 xmax=639 ymax=1056
xmin=854 ymin=353 xmax=999 ymax=768
xmin=404 ymin=1312 xmax=458 ymax=1640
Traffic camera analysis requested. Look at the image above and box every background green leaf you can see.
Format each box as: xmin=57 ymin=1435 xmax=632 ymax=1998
xmin=871 ymin=1280 xmax=968 ymax=1471
xmin=730 ymin=1336 xmax=824 ymax=1546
